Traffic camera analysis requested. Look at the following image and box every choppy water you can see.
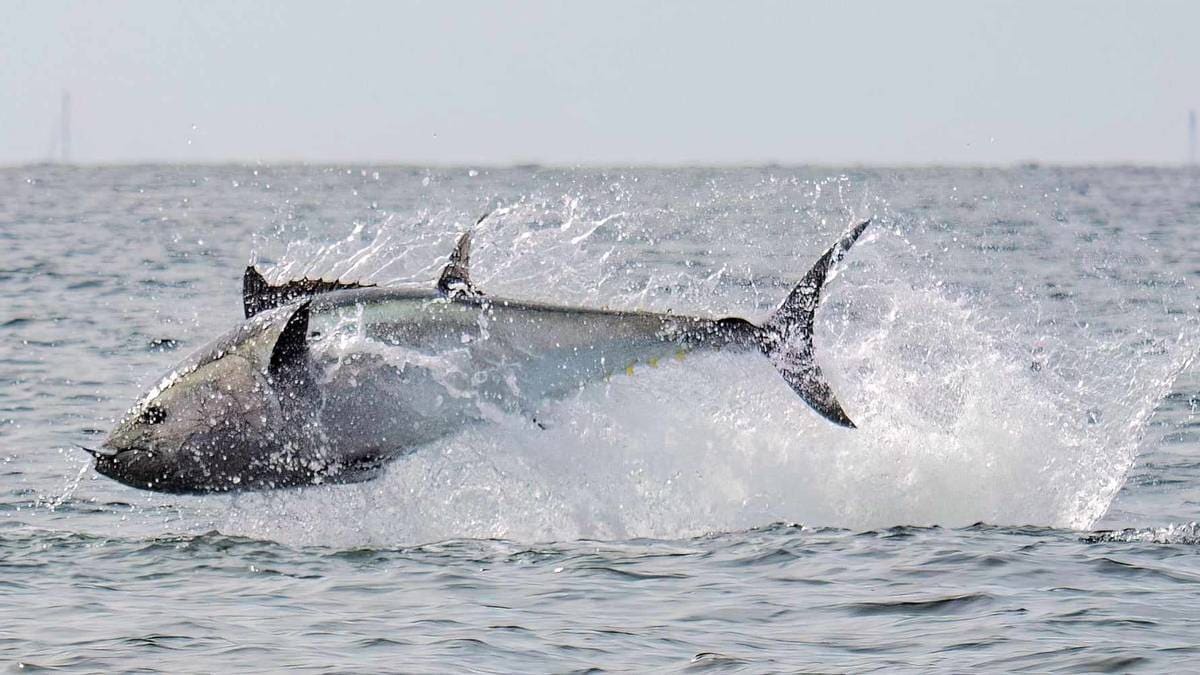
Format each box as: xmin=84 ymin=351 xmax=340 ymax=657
xmin=4 ymin=165 xmax=1200 ymax=671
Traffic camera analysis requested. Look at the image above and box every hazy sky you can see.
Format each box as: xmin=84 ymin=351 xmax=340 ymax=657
xmin=4 ymin=1 xmax=1199 ymax=165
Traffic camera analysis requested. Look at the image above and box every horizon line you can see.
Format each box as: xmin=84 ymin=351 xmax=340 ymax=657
xmin=4 ymin=159 xmax=1199 ymax=171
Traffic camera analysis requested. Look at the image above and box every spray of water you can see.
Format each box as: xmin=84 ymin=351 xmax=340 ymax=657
xmin=214 ymin=176 xmax=1197 ymax=545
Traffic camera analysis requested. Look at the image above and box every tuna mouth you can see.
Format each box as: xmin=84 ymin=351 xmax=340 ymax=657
xmin=77 ymin=444 xmax=156 ymax=459
xmin=76 ymin=443 xmax=117 ymax=458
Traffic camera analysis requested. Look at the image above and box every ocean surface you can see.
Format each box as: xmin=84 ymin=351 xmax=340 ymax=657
xmin=3 ymin=165 xmax=1200 ymax=672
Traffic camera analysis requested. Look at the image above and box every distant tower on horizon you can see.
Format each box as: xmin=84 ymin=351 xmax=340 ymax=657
xmin=59 ymin=90 xmax=71 ymax=164
xmin=1190 ymin=109 xmax=1197 ymax=166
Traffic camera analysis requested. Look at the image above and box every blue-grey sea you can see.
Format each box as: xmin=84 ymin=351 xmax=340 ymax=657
xmin=4 ymin=165 xmax=1200 ymax=672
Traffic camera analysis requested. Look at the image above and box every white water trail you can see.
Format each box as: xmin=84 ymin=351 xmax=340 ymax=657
xmin=219 ymin=182 xmax=1198 ymax=546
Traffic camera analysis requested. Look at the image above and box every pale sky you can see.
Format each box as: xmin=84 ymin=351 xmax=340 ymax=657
xmin=3 ymin=0 xmax=1198 ymax=165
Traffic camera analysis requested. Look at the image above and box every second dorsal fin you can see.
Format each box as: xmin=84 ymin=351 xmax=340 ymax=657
xmin=437 ymin=231 xmax=480 ymax=298
xmin=243 ymin=267 xmax=374 ymax=318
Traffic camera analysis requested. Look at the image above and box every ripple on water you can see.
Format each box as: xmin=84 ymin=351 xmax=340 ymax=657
xmin=5 ymin=166 xmax=1200 ymax=671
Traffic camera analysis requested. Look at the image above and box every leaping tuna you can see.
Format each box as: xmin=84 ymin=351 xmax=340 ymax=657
xmin=85 ymin=218 xmax=872 ymax=493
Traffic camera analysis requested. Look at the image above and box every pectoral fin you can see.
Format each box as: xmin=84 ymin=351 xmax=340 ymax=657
xmin=268 ymin=301 xmax=311 ymax=380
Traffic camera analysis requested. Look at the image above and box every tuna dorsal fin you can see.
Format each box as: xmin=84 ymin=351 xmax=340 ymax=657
xmin=437 ymin=231 xmax=480 ymax=298
xmin=243 ymin=266 xmax=374 ymax=318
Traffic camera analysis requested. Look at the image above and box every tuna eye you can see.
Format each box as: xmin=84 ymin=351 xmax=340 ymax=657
xmin=139 ymin=404 xmax=167 ymax=425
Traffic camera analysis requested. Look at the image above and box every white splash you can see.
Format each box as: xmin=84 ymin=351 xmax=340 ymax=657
xmin=213 ymin=182 xmax=1197 ymax=546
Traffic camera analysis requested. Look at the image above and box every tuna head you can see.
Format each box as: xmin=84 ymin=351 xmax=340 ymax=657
xmin=94 ymin=302 xmax=319 ymax=493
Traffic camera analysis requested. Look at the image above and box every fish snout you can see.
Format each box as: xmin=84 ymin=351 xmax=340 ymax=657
xmin=76 ymin=443 xmax=118 ymax=459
